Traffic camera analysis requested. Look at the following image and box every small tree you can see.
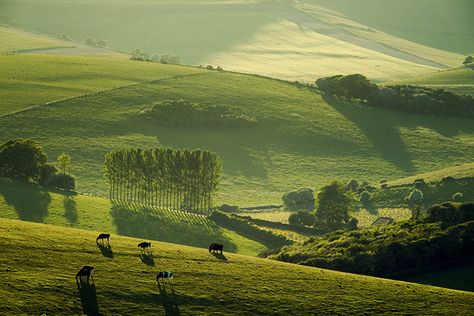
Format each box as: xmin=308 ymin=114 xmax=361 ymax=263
xmin=360 ymin=190 xmax=371 ymax=206
xmin=96 ymin=39 xmax=108 ymax=48
xmin=84 ymin=37 xmax=97 ymax=46
xmin=57 ymin=153 xmax=71 ymax=174
xmin=314 ymin=181 xmax=353 ymax=231
xmin=463 ymin=56 xmax=474 ymax=66
xmin=407 ymin=188 xmax=424 ymax=219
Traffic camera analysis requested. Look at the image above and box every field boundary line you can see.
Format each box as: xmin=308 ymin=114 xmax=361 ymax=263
xmin=0 ymin=71 xmax=208 ymax=119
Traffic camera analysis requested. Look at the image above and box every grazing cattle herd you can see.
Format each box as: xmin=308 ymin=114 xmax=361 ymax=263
xmin=76 ymin=233 xmax=225 ymax=290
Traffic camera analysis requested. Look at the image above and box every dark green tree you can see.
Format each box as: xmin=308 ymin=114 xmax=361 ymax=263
xmin=0 ymin=139 xmax=47 ymax=182
xmin=314 ymin=181 xmax=353 ymax=231
xmin=463 ymin=56 xmax=473 ymax=65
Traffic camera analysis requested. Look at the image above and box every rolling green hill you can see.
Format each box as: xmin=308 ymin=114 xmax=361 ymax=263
xmin=0 ymin=0 xmax=464 ymax=82
xmin=0 ymin=25 xmax=68 ymax=52
xmin=387 ymin=67 xmax=474 ymax=95
xmin=1 ymin=53 xmax=474 ymax=206
xmin=1 ymin=218 xmax=473 ymax=315
xmin=0 ymin=177 xmax=265 ymax=256
xmin=0 ymin=54 xmax=204 ymax=116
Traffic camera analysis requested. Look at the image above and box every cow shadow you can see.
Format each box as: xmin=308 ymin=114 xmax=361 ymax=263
xmin=96 ymin=242 xmax=114 ymax=258
xmin=76 ymin=282 xmax=99 ymax=316
xmin=157 ymin=283 xmax=180 ymax=316
xmin=139 ymin=252 xmax=155 ymax=266
xmin=210 ymin=252 xmax=228 ymax=262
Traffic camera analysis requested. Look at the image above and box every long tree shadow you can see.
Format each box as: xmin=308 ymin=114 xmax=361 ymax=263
xmin=64 ymin=195 xmax=78 ymax=224
xmin=76 ymin=282 xmax=100 ymax=316
xmin=0 ymin=178 xmax=51 ymax=222
xmin=110 ymin=202 xmax=237 ymax=252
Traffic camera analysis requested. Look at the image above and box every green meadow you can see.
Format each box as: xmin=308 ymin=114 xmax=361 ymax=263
xmin=1 ymin=218 xmax=473 ymax=315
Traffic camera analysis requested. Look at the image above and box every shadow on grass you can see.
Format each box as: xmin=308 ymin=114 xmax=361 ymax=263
xmin=110 ymin=202 xmax=237 ymax=252
xmin=210 ymin=252 xmax=228 ymax=262
xmin=0 ymin=178 xmax=51 ymax=222
xmin=76 ymin=282 xmax=99 ymax=316
xmin=140 ymin=252 xmax=155 ymax=266
xmin=96 ymin=242 xmax=114 ymax=258
xmin=64 ymin=195 xmax=78 ymax=224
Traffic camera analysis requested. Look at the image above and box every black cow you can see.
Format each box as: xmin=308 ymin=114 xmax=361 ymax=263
xmin=76 ymin=266 xmax=94 ymax=284
xmin=208 ymin=243 xmax=223 ymax=254
xmin=138 ymin=242 xmax=151 ymax=250
xmin=96 ymin=233 xmax=110 ymax=244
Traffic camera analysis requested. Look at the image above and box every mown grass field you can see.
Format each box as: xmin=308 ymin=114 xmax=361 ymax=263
xmin=0 ymin=54 xmax=205 ymax=115
xmin=388 ymin=67 xmax=474 ymax=95
xmin=0 ymin=178 xmax=265 ymax=256
xmin=1 ymin=218 xmax=473 ymax=315
xmin=1 ymin=54 xmax=474 ymax=206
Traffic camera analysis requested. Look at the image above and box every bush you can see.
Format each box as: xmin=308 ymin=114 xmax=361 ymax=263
xmin=452 ymin=192 xmax=464 ymax=202
xmin=440 ymin=176 xmax=456 ymax=186
xmin=44 ymin=173 xmax=76 ymax=191
xmin=360 ymin=190 xmax=371 ymax=204
xmin=217 ymin=204 xmax=239 ymax=213
xmin=282 ymin=188 xmax=315 ymax=211
xmin=39 ymin=163 xmax=58 ymax=185
xmin=413 ymin=178 xmax=426 ymax=189
xmin=425 ymin=202 xmax=474 ymax=224
xmin=346 ymin=179 xmax=358 ymax=192
xmin=84 ymin=36 xmax=96 ymax=46
xmin=288 ymin=211 xmax=315 ymax=227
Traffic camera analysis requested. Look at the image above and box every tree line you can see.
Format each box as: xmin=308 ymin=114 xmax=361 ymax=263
xmin=104 ymin=147 xmax=222 ymax=215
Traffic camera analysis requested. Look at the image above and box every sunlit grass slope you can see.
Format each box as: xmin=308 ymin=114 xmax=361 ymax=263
xmin=0 ymin=54 xmax=205 ymax=115
xmin=0 ymin=178 xmax=265 ymax=256
xmin=387 ymin=162 xmax=474 ymax=187
xmin=0 ymin=25 xmax=68 ymax=52
xmin=387 ymin=67 xmax=474 ymax=95
xmin=1 ymin=218 xmax=473 ymax=315
xmin=1 ymin=58 xmax=474 ymax=206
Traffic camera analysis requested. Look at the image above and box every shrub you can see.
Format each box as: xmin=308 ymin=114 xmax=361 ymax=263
xmin=440 ymin=176 xmax=456 ymax=186
xmin=288 ymin=211 xmax=315 ymax=227
xmin=217 ymin=204 xmax=239 ymax=213
xmin=44 ymin=173 xmax=76 ymax=191
xmin=84 ymin=36 xmax=96 ymax=46
xmin=413 ymin=178 xmax=426 ymax=189
xmin=452 ymin=192 xmax=464 ymax=202
xmin=39 ymin=163 xmax=57 ymax=185
xmin=282 ymin=188 xmax=315 ymax=211
xmin=360 ymin=190 xmax=371 ymax=205
xmin=346 ymin=179 xmax=358 ymax=192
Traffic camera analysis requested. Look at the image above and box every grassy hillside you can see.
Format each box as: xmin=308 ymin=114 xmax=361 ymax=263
xmin=0 ymin=54 xmax=204 ymax=115
xmin=387 ymin=162 xmax=474 ymax=186
xmin=1 ymin=55 xmax=474 ymax=206
xmin=305 ymin=0 xmax=474 ymax=55
xmin=0 ymin=0 xmax=462 ymax=82
xmin=0 ymin=178 xmax=265 ymax=256
xmin=387 ymin=67 xmax=474 ymax=95
xmin=0 ymin=25 xmax=68 ymax=52
xmin=1 ymin=218 xmax=473 ymax=315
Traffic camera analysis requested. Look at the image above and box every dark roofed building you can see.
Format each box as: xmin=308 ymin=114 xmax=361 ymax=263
xmin=371 ymin=216 xmax=395 ymax=226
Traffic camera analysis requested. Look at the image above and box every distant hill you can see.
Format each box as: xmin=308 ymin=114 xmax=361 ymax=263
xmin=1 ymin=218 xmax=473 ymax=315
xmin=0 ymin=0 xmax=466 ymax=82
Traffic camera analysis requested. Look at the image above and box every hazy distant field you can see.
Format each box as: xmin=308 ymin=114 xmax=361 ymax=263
xmin=0 ymin=0 xmax=465 ymax=82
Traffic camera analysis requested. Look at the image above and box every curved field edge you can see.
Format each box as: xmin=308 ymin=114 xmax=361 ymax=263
xmin=0 ymin=177 xmax=265 ymax=256
xmin=1 ymin=218 xmax=473 ymax=315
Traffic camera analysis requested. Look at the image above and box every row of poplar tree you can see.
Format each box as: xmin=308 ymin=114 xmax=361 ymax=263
xmin=105 ymin=147 xmax=222 ymax=215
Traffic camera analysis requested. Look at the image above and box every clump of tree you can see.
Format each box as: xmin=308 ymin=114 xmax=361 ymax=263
xmin=314 ymin=181 xmax=353 ymax=231
xmin=83 ymin=36 xmax=108 ymax=48
xmin=282 ymin=188 xmax=315 ymax=211
xmin=139 ymin=99 xmax=257 ymax=129
xmin=0 ymin=139 xmax=75 ymax=191
xmin=104 ymin=147 xmax=222 ymax=215
xmin=130 ymin=49 xmax=181 ymax=64
xmin=463 ymin=56 xmax=473 ymax=67
xmin=316 ymin=74 xmax=474 ymax=118
xmin=274 ymin=202 xmax=474 ymax=277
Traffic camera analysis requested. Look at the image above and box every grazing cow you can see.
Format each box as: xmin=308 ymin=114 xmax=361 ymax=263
xmin=138 ymin=241 xmax=152 ymax=250
xmin=208 ymin=243 xmax=223 ymax=254
xmin=96 ymin=233 xmax=110 ymax=244
xmin=76 ymin=265 xmax=94 ymax=284
xmin=156 ymin=271 xmax=173 ymax=287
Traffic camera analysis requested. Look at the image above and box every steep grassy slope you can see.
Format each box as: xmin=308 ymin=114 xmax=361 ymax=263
xmin=1 ymin=218 xmax=473 ymax=315
xmin=1 ymin=55 xmax=474 ymax=206
xmin=388 ymin=67 xmax=474 ymax=95
xmin=0 ymin=54 xmax=204 ymax=115
xmin=0 ymin=177 xmax=265 ymax=256
xmin=0 ymin=0 xmax=461 ymax=82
